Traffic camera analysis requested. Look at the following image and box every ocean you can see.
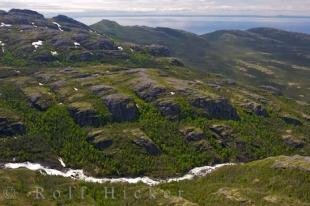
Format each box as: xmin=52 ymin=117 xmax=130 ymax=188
xmin=77 ymin=16 xmax=310 ymax=35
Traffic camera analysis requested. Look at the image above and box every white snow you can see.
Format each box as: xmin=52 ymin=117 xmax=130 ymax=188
xmin=170 ymin=91 xmax=176 ymax=96
xmin=32 ymin=40 xmax=43 ymax=49
xmin=118 ymin=46 xmax=124 ymax=51
xmin=4 ymin=162 xmax=234 ymax=186
xmin=58 ymin=158 xmax=66 ymax=168
xmin=50 ymin=51 xmax=58 ymax=56
xmin=38 ymin=82 xmax=44 ymax=86
xmin=52 ymin=22 xmax=64 ymax=32
xmin=31 ymin=22 xmax=38 ymax=28
xmin=130 ymin=48 xmax=134 ymax=52
xmin=74 ymin=87 xmax=79 ymax=91
xmin=0 ymin=41 xmax=5 ymax=53
xmin=0 ymin=22 xmax=12 ymax=27
xmin=74 ymin=42 xmax=80 ymax=48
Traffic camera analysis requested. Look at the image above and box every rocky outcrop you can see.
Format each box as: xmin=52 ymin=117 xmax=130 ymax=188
xmin=179 ymin=127 xmax=204 ymax=141
xmin=272 ymin=155 xmax=310 ymax=172
xmin=156 ymin=99 xmax=181 ymax=120
xmin=50 ymin=80 xmax=66 ymax=90
xmin=1 ymin=9 xmax=47 ymax=26
xmin=102 ymin=94 xmax=138 ymax=122
xmin=129 ymin=129 xmax=161 ymax=156
xmin=89 ymin=84 xmax=114 ymax=96
xmin=281 ymin=135 xmax=305 ymax=148
xmin=301 ymin=113 xmax=310 ymax=121
xmin=168 ymin=58 xmax=184 ymax=66
xmin=87 ymin=130 xmax=113 ymax=150
xmin=134 ymin=79 xmax=167 ymax=102
xmin=190 ymin=96 xmax=239 ymax=120
xmin=241 ymin=102 xmax=268 ymax=117
xmin=145 ymin=44 xmax=170 ymax=57
xmin=209 ymin=124 xmax=234 ymax=146
xmin=27 ymin=93 xmax=52 ymax=111
xmin=280 ymin=115 xmax=302 ymax=126
xmin=68 ymin=102 xmax=104 ymax=127
xmin=52 ymin=15 xmax=89 ymax=31
xmin=0 ymin=117 xmax=26 ymax=136
xmin=259 ymin=85 xmax=282 ymax=95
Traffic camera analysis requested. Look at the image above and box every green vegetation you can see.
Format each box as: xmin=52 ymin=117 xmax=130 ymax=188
xmin=0 ymin=156 xmax=309 ymax=205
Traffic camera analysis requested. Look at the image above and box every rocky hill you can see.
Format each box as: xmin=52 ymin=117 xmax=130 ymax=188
xmin=0 ymin=9 xmax=170 ymax=65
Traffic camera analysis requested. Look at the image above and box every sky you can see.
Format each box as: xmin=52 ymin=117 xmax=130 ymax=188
xmin=0 ymin=0 xmax=309 ymax=16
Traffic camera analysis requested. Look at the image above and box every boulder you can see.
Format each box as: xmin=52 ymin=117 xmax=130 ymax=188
xmin=280 ymin=114 xmax=302 ymax=126
xmin=68 ymin=102 xmax=104 ymax=127
xmin=102 ymin=94 xmax=138 ymax=122
xmin=156 ymin=99 xmax=181 ymax=120
xmin=281 ymin=135 xmax=305 ymax=148
xmin=0 ymin=117 xmax=26 ymax=136
xmin=190 ymin=96 xmax=239 ymax=120
xmin=87 ymin=130 xmax=113 ymax=150
xmin=179 ymin=127 xmax=204 ymax=141
xmin=241 ymin=102 xmax=268 ymax=117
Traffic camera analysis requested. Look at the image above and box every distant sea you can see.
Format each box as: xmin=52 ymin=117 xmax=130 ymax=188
xmin=77 ymin=16 xmax=310 ymax=35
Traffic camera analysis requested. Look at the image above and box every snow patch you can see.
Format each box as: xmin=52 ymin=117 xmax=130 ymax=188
xmin=1 ymin=22 xmax=12 ymax=27
xmin=118 ymin=46 xmax=124 ymax=51
xmin=32 ymin=40 xmax=43 ymax=49
xmin=38 ymin=82 xmax=44 ymax=86
xmin=58 ymin=158 xmax=66 ymax=168
xmin=170 ymin=91 xmax=176 ymax=96
xmin=52 ymin=22 xmax=64 ymax=32
xmin=4 ymin=162 xmax=234 ymax=186
xmin=74 ymin=88 xmax=79 ymax=91
xmin=51 ymin=51 xmax=58 ymax=56
xmin=0 ymin=41 xmax=5 ymax=53
xmin=31 ymin=22 xmax=38 ymax=28
xmin=74 ymin=42 xmax=80 ymax=48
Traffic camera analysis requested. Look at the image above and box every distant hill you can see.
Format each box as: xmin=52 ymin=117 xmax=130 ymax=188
xmin=91 ymin=20 xmax=310 ymax=102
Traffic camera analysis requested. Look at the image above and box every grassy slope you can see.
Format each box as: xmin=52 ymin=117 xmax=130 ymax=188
xmin=0 ymin=156 xmax=309 ymax=205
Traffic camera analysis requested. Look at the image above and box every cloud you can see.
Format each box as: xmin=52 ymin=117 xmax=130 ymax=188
xmin=0 ymin=0 xmax=309 ymax=16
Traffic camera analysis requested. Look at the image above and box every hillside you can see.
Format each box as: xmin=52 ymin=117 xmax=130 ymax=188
xmin=91 ymin=20 xmax=310 ymax=102
xmin=0 ymin=9 xmax=309 ymax=206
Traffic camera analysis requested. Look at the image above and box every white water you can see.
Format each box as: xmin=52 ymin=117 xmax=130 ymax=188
xmin=3 ymin=162 xmax=234 ymax=186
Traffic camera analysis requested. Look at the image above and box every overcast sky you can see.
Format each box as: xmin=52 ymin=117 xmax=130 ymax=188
xmin=0 ymin=0 xmax=309 ymax=16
